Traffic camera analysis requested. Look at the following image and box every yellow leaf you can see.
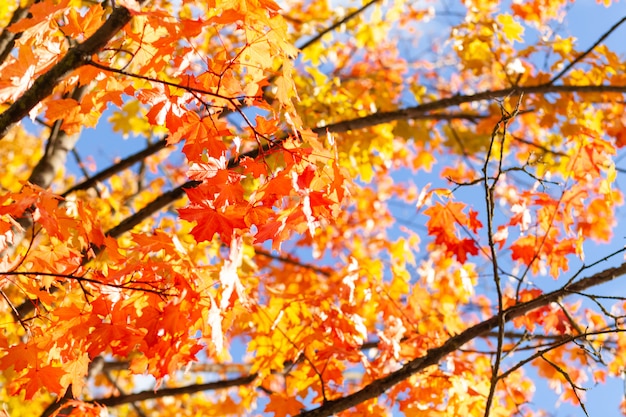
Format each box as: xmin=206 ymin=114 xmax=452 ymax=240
xmin=497 ymin=13 xmax=524 ymax=43
xmin=108 ymin=101 xmax=158 ymax=139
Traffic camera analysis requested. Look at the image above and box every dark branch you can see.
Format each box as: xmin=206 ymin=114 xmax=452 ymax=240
xmin=320 ymin=84 xmax=626 ymax=134
xmin=0 ymin=3 xmax=143 ymax=138
xmin=62 ymin=138 xmax=168 ymax=196
xmin=90 ymin=373 xmax=257 ymax=407
xmin=295 ymin=261 xmax=626 ymax=417
xmin=0 ymin=271 xmax=175 ymax=296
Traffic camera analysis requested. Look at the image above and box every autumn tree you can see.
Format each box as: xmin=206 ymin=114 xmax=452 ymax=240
xmin=2 ymin=0 xmax=626 ymax=415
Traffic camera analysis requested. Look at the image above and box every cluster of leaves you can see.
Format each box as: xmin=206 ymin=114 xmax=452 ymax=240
xmin=2 ymin=0 xmax=626 ymax=416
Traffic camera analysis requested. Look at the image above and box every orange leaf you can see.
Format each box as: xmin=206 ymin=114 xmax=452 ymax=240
xmin=17 ymin=365 xmax=67 ymax=400
xmin=8 ymin=0 xmax=70 ymax=33
xmin=178 ymin=203 xmax=240 ymax=243
xmin=45 ymin=98 xmax=79 ymax=123
xmin=265 ymin=394 xmax=305 ymax=417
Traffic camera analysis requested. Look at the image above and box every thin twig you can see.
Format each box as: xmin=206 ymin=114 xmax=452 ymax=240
xmin=296 ymin=0 xmax=380 ymax=51
xmin=549 ymin=15 xmax=626 ymax=84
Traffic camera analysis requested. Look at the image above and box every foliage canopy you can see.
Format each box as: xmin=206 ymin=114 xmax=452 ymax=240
xmin=1 ymin=0 xmax=626 ymax=416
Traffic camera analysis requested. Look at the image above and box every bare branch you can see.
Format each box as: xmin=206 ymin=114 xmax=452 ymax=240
xmin=0 ymin=271 xmax=176 ymax=297
xmin=539 ymin=354 xmax=590 ymax=417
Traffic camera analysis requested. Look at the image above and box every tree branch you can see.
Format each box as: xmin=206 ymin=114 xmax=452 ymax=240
xmin=62 ymin=138 xmax=168 ymax=196
xmin=294 ymin=261 xmax=626 ymax=417
xmin=4 ymin=85 xmax=87 ymax=258
xmin=321 ymin=84 xmax=626 ymax=134
xmin=0 ymin=271 xmax=176 ymax=296
xmin=295 ymin=0 xmax=380 ymax=52
xmin=90 ymin=373 xmax=258 ymax=407
xmin=0 ymin=3 xmax=142 ymax=138
xmin=549 ymin=15 xmax=626 ymax=84
xmin=30 ymin=86 xmax=88 ymax=188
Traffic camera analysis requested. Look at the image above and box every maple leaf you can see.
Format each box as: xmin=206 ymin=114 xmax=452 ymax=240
xmin=187 ymin=158 xmax=228 ymax=180
xmin=296 ymin=165 xmax=317 ymax=190
xmin=258 ymin=173 xmax=293 ymax=206
xmin=108 ymin=100 xmax=153 ymax=138
xmin=0 ymin=49 xmax=36 ymax=102
xmin=497 ymin=14 xmax=525 ymax=43
xmin=60 ymin=352 xmax=90 ymax=398
xmin=424 ymin=201 xmax=481 ymax=263
xmin=170 ymin=112 xmax=230 ymax=160
xmin=16 ymin=365 xmax=67 ymax=400
xmin=0 ymin=343 xmax=39 ymax=372
xmin=179 ymin=203 xmax=244 ymax=244
xmin=45 ymin=98 xmax=79 ymax=123
xmin=446 ymin=237 xmax=480 ymax=264
xmin=240 ymin=156 xmax=268 ymax=177
xmin=131 ymin=230 xmax=175 ymax=253
xmin=63 ymin=4 xmax=105 ymax=39
xmin=245 ymin=205 xmax=274 ymax=227
xmin=275 ymin=59 xmax=297 ymax=107
xmin=510 ymin=235 xmax=537 ymax=266
xmin=7 ymin=0 xmax=70 ymax=33
xmin=87 ymin=322 xmax=145 ymax=358
xmin=265 ymin=394 xmax=305 ymax=417
xmin=254 ymin=218 xmax=284 ymax=245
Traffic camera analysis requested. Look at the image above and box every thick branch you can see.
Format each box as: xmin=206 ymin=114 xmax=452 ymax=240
xmin=0 ymin=4 xmax=138 ymax=139
xmin=295 ymin=261 xmax=626 ymax=417
xmin=322 ymin=84 xmax=626 ymax=134
xmin=57 ymin=262 xmax=626 ymax=412
xmin=90 ymin=373 xmax=257 ymax=407
xmin=30 ymin=86 xmax=88 ymax=188
xmin=4 ymin=86 xmax=87 ymax=258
